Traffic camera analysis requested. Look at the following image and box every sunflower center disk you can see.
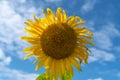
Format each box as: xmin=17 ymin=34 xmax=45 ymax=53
xmin=41 ymin=23 xmax=77 ymax=59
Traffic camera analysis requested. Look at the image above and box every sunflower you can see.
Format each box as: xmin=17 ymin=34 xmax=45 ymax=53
xmin=21 ymin=8 xmax=94 ymax=80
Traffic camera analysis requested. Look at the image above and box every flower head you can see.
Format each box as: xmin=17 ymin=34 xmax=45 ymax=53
xmin=22 ymin=8 xmax=94 ymax=80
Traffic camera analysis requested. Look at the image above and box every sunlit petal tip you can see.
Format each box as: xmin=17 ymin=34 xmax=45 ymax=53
xmin=24 ymin=21 xmax=27 ymax=24
xmin=81 ymin=21 xmax=85 ymax=24
xmin=21 ymin=36 xmax=29 ymax=41
xmin=32 ymin=59 xmax=37 ymax=64
xmin=85 ymin=59 xmax=88 ymax=64
xmin=57 ymin=7 xmax=62 ymax=11
xmin=35 ymin=67 xmax=38 ymax=71
xmin=21 ymin=36 xmax=26 ymax=39
xmin=23 ymin=48 xmax=30 ymax=53
xmin=23 ymin=57 xmax=27 ymax=60
xmin=46 ymin=8 xmax=52 ymax=13
xmin=92 ymin=43 xmax=95 ymax=46
xmin=42 ymin=9 xmax=46 ymax=15
xmin=21 ymin=36 xmax=24 ymax=39
xmin=24 ymin=55 xmax=29 ymax=60
xmin=24 ymin=53 xmax=33 ymax=60
xmin=33 ymin=14 xmax=38 ymax=22
xmin=35 ymin=64 xmax=40 ymax=71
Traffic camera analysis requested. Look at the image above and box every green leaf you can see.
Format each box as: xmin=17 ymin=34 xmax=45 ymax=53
xmin=36 ymin=72 xmax=72 ymax=80
xmin=36 ymin=73 xmax=50 ymax=80
xmin=62 ymin=72 xmax=72 ymax=80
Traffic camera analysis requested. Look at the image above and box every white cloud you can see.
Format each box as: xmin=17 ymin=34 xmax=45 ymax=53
xmin=89 ymin=23 xmax=119 ymax=63
xmin=94 ymin=31 xmax=112 ymax=50
xmin=81 ymin=0 xmax=98 ymax=13
xmin=45 ymin=0 xmax=62 ymax=2
xmin=88 ymin=77 xmax=103 ymax=80
xmin=89 ymin=48 xmax=115 ymax=63
xmin=0 ymin=48 xmax=38 ymax=80
xmin=114 ymin=46 xmax=120 ymax=52
xmin=0 ymin=66 xmax=39 ymax=80
xmin=18 ymin=0 xmax=26 ymax=3
xmin=86 ymin=21 xmax=95 ymax=31
xmin=0 ymin=0 xmax=27 ymax=58
xmin=0 ymin=0 xmax=43 ymax=59
xmin=94 ymin=23 xmax=120 ymax=50
xmin=0 ymin=48 xmax=12 ymax=66
xmin=101 ymin=23 xmax=120 ymax=37
xmin=10 ymin=0 xmax=26 ymax=3
xmin=117 ymin=72 xmax=120 ymax=79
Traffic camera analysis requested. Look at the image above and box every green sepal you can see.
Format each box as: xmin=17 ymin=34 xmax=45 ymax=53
xmin=62 ymin=72 xmax=72 ymax=80
xmin=36 ymin=73 xmax=50 ymax=80
xmin=36 ymin=72 xmax=72 ymax=80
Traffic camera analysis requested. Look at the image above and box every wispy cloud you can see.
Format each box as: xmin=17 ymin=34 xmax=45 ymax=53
xmin=0 ymin=66 xmax=39 ymax=80
xmin=12 ymin=0 xmax=26 ymax=3
xmin=88 ymin=23 xmax=119 ymax=63
xmin=88 ymin=77 xmax=103 ymax=80
xmin=0 ymin=0 xmax=27 ymax=59
xmin=0 ymin=48 xmax=12 ymax=66
xmin=114 ymin=46 xmax=120 ymax=53
xmin=117 ymin=72 xmax=120 ymax=77
xmin=81 ymin=0 xmax=98 ymax=13
xmin=94 ymin=31 xmax=112 ymax=50
xmin=0 ymin=0 xmax=43 ymax=59
xmin=94 ymin=23 xmax=120 ymax=50
xmin=0 ymin=48 xmax=38 ymax=80
xmin=89 ymin=48 xmax=115 ymax=63
xmin=18 ymin=0 xmax=26 ymax=3
xmin=45 ymin=0 xmax=62 ymax=2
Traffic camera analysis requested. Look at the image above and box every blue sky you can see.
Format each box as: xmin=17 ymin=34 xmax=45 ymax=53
xmin=0 ymin=0 xmax=120 ymax=80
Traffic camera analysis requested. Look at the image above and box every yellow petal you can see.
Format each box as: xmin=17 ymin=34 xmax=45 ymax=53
xmin=65 ymin=16 xmax=74 ymax=23
xmin=40 ymin=17 xmax=50 ymax=26
xmin=69 ymin=16 xmax=81 ymax=25
xmin=54 ymin=60 xmax=59 ymax=80
xmin=75 ymin=47 xmax=89 ymax=62
xmin=51 ymin=59 xmax=55 ymax=72
xmin=42 ymin=10 xmax=52 ymax=25
xmin=24 ymin=28 xmax=40 ymax=36
xmin=85 ymin=59 xmax=88 ymax=64
xmin=64 ymin=58 xmax=74 ymax=77
xmin=33 ymin=14 xmax=39 ymax=22
xmin=23 ymin=46 xmax=33 ymax=52
xmin=56 ymin=8 xmax=62 ymax=22
xmin=46 ymin=8 xmax=55 ymax=22
xmin=21 ymin=36 xmax=40 ymax=44
xmin=25 ymin=21 xmax=44 ymax=32
xmin=77 ymin=43 xmax=88 ymax=49
xmin=24 ymin=52 xmax=34 ymax=60
xmin=77 ymin=38 xmax=94 ymax=46
xmin=72 ymin=52 xmax=83 ymax=64
xmin=68 ymin=17 xmax=75 ymax=25
xmin=45 ymin=69 xmax=49 ymax=78
xmin=77 ymin=56 xmax=83 ymax=64
xmin=70 ymin=58 xmax=81 ymax=71
xmin=75 ymin=27 xmax=87 ymax=31
xmin=59 ymin=59 xmax=65 ymax=79
xmin=72 ymin=21 xmax=85 ymax=27
xmin=62 ymin=10 xmax=67 ymax=21
xmin=35 ymin=61 xmax=43 ymax=70
xmin=77 ymin=33 xmax=88 ymax=36
xmin=35 ymin=55 xmax=47 ymax=70
xmin=33 ymin=48 xmax=42 ymax=56
xmin=33 ymin=55 xmax=44 ymax=64
xmin=44 ymin=57 xmax=51 ymax=69
xmin=21 ymin=36 xmax=40 ymax=40
xmin=77 ymin=29 xmax=93 ymax=37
